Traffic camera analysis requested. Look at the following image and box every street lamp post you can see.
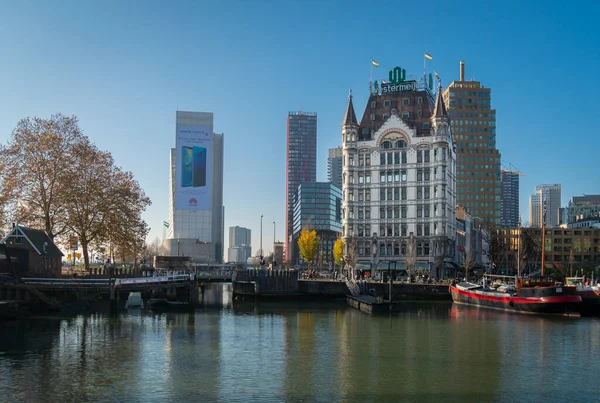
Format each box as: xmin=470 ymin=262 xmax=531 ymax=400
xmin=260 ymin=214 xmax=263 ymax=264
xmin=273 ymin=221 xmax=276 ymax=266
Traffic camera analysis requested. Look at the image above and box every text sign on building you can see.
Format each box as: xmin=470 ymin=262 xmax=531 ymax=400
xmin=381 ymin=80 xmax=417 ymax=94
xmin=175 ymin=125 xmax=212 ymax=210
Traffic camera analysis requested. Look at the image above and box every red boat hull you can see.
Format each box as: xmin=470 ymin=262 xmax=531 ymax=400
xmin=450 ymin=284 xmax=581 ymax=314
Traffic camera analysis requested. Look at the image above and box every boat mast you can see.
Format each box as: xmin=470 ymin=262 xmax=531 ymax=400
xmin=517 ymin=226 xmax=521 ymax=279
xmin=541 ymin=201 xmax=546 ymax=276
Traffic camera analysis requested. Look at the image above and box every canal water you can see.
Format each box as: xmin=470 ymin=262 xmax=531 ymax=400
xmin=1 ymin=283 xmax=599 ymax=402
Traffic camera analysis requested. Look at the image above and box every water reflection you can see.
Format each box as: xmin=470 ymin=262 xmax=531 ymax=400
xmin=1 ymin=288 xmax=600 ymax=402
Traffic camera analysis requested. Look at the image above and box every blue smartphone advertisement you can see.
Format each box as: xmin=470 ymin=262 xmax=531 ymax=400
xmin=193 ymin=146 xmax=206 ymax=187
xmin=181 ymin=146 xmax=193 ymax=187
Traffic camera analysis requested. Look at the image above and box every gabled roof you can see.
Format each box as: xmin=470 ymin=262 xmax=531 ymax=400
xmin=1 ymin=225 xmax=64 ymax=257
xmin=342 ymin=91 xmax=358 ymax=127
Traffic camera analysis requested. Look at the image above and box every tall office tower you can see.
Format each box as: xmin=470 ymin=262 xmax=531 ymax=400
xmin=291 ymin=182 xmax=342 ymax=267
xmin=328 ymin=146 xmax=343 ymax=190
xmin=227 ymin=226 xmax=252 ymax=263
xmin=165 ymin=111 xmax=225 ymax=263
xmin=443 ymin=61 xmax=502 ymax=227
xmin=285 ymin=111 xmax=317 ymax=263
xmin=500 ymin=170 xmax=520 ymax=228
xmin=529 ymin=184 xmax=561 ymax=228
xmin=342 ymin=66 xmax=457 ymax=278
xmin=567 ymin=194 xmax=600 ymax=224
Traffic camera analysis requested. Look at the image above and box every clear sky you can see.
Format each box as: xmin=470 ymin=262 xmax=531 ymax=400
xmin=1 ymin=0 xmax=599 ymax=257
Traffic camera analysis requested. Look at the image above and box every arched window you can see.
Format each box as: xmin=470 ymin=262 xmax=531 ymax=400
xmin=395 ymin=140 xmax=406 ymax=148
xmin=382 ymin=141 xmax=392 ymax=149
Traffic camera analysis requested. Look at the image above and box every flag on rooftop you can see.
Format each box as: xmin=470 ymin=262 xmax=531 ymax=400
xmin=424 ymin=52 xmax=433 ymax=61
xmin=371 ymin=59 xmax=379 ymax=67
xmin=163 ymin=221 xmax=169 ymax=228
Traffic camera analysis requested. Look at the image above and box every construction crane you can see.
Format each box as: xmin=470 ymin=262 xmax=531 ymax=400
xmin=501 ymin=161 xmax=525 ymax=176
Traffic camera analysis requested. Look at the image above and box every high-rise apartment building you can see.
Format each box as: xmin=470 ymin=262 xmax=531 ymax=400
xmin=342 ymin=67 xmax=457 ymax=278
xmin=443 ymin=61 xmax=502 ymax=227
xmin=529 ymin=184 xmax=561 ymax=228
xmin=227 ymin=226 xmax=251 ymax=263
xmin=165 ymin=111 xmax=225 ymax=263
xmin=500 ymin=170 xmax=520 ymax=228
xmin=285 ymin=111 xmax=317 ymax=262
xmin=328 ymin=147 xmax=343 ymax=190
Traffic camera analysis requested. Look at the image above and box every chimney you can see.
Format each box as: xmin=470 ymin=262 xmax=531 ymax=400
xmin=460 ymin=61 xmax=465 ymax=81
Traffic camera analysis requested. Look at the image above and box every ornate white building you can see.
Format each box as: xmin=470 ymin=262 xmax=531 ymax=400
xmin=341 ymin=80 xmax=457 ymax=278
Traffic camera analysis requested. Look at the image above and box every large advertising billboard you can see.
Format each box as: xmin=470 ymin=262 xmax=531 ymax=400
xmin=175 ymin=125 xmax=212 ymax=210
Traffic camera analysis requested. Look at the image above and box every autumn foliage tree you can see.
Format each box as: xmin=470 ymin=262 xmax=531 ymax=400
xmin=63 ymin=141 xmax=150 ymax=271
xmin=333 ymin=237 xmax=344 ymax=269
xmin=0 ymin=114 xmax=85 ymax=239
xmin=0 ymin=114 xmax=151 ymax=273
xmin=297 ymin=227 xmax=320 ymax=270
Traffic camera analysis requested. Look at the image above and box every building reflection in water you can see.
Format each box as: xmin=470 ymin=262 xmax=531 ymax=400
xmin=2 ymin=295 xmax=600 ymax=402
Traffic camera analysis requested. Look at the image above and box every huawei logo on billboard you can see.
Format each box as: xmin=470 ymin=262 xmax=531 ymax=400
xmin=188 ymin=198 xmax=198 ymax=206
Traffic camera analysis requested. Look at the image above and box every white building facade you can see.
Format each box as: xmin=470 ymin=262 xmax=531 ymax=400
xmin=341 ymin=81 xmax=457 ymax=278
xmin=165 ymin=111 xmax=225 ymax=263
xmin=529 ymin=184 xmax=561 ymax=228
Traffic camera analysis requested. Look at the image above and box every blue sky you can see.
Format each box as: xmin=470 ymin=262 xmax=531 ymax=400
xmin=1 ymin=0 xmax=598 ymax=257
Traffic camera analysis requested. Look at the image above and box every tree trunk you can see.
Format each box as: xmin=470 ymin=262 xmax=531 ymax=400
xmin=82 ymin=239 xmax=90 ymax=273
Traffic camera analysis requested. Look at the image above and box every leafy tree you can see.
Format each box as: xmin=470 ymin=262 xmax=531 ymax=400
xmin=0 ymin=114 xmax=85 ymax=239
xmin=333 ymin=237 xmax=344 ymax=269
xmin=297 ymin=227 xmax=320 ymax=270
xmin=63 ymin=139 xmax=150 ymax=271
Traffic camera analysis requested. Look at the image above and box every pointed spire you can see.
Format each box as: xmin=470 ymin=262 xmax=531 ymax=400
xmin=343 ymin=89 xmax=358 ymax=127
xmin=433 ymin=83 xmax=447 ymax=118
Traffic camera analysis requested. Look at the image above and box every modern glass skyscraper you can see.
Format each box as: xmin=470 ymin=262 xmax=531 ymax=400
xmin=285 ymin=111 xmax=317 ymax=262
xmin=501 ymin=170 xmax=520 ymax=228
xmin=228 ymin=226 xmax=251 ymax=263
xmin=328 ymin=146 xmax=343 ymax=190
xmin=291 ymin=182 xmax=342 ymax=267
xmin=443 ymin=61 xmax=502 ymax=227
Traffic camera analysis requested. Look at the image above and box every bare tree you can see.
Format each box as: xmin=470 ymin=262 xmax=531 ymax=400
xmin=146 ymin=236 xmax=164 ymax=261
xmin=344 ymin=235 xmax=357 ymax=278
xmin=463 ymin=246 xmax=477 ymax=282
xmin=406 ymin=233 xmax=416 ymax=283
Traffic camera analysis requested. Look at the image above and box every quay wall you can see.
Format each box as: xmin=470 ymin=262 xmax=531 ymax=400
xmin=233 ymin=270 xmax=298 ymax=295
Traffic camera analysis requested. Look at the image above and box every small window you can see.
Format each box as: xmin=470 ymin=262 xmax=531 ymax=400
xmin=402 ymin=111 xmax=409 ymax=119
xmin=418 ymin=110 xmax=423 ymax=118
xmin=395 ymin=140 xmax=406 ymax=148
xmin=418 ymin=97 xmax=423 ymax=104
xmin=423 ymin=123 xmax=430 ymax=129
xmin=371 ymin=101 xmax=376 ymax=108
xmin=383 ymin=113 xmax=390 ymax=120
xmin=370 ymin=114 xmax=375 ymax=121
xmin=384 ymin=100 xmax=391 ymax=107
xmin=403 ymin=98 xmax=410 ymax=105
xmin=382 ymin=141 xmax=392 ymax=149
